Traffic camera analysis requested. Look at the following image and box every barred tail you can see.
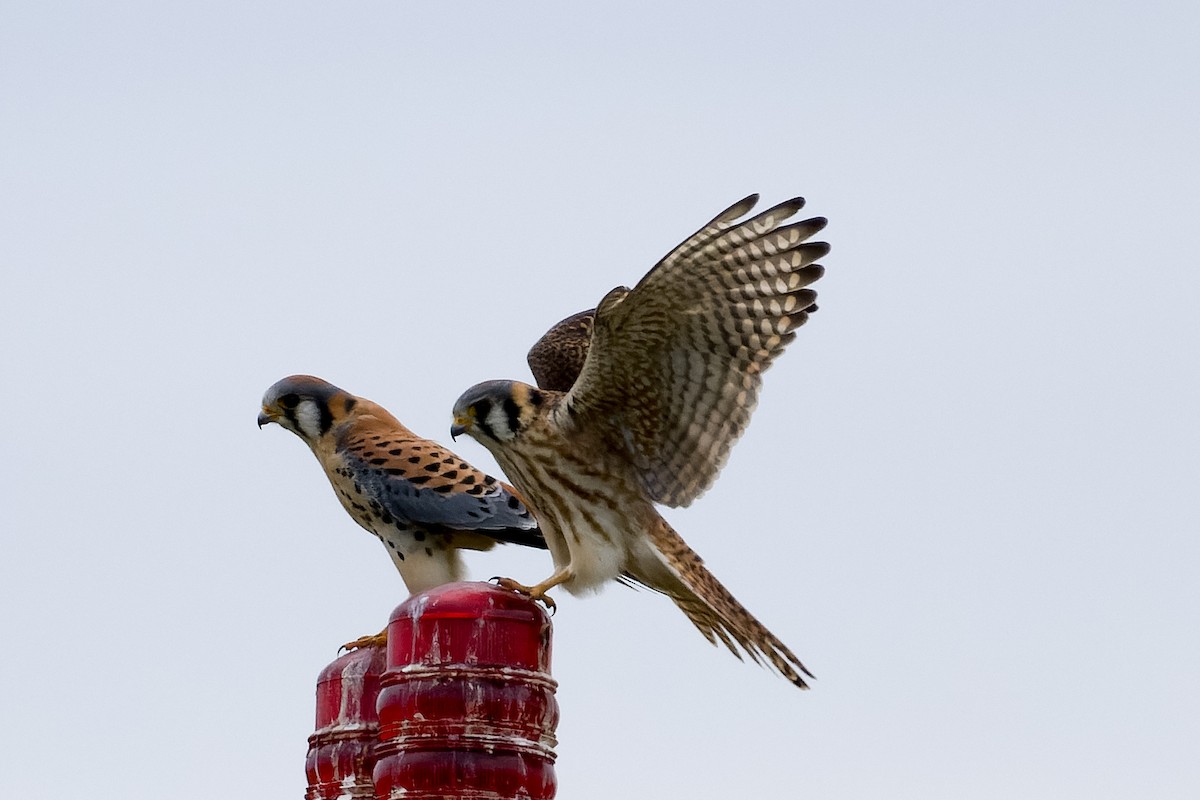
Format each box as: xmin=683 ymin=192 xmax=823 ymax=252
xmin=638 ymin=517 xmax=814 ymax=689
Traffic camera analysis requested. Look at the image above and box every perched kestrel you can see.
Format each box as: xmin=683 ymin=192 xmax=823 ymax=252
xmin=451 ymin=194 xmax=827 ymax=687
xmin=259 ymin=375 xmax=545 ymax=647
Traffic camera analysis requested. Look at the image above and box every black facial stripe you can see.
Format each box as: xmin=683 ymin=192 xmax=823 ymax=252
xmin=318 ymin=402 xmax=334 ymax=436
xmin=503 ymin=397 xmax=522 ymax=433
xmin=343 ymin=397 xmax=358 ymax=414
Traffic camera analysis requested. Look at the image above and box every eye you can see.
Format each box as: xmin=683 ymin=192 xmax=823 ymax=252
xmin=279 ymin=393 xmax=300 ymax=410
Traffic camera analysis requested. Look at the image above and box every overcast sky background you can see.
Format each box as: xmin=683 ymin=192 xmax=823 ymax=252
xmin=3 ymin=2 xmax=1198 ymax=798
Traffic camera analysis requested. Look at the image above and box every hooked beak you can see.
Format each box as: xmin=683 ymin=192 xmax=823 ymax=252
xmin=257 ymin=407 xmax=278 ymax=429
xmin=450 ymin=415 xmax=471 ymax=440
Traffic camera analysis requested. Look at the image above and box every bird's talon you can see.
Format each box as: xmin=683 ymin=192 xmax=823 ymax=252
xmin=493 ymin=576 xmax=535 ymax=595
xmin=340 ymin=631 xmax=388 ymax=653
xmin=494 ymin=576 xmax=557 ymax=613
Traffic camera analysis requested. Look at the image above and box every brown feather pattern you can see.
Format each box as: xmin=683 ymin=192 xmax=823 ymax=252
xmin=452 ymin=194 xmax=827 ymax=689
xmin=561 ymin=194 xmax=828 ymax=507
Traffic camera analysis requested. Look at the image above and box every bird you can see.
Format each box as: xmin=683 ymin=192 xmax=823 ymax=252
xmin=450 ymin=193 xmax=828 ymax=688
xmin=259 ymin=375 xmax=545 ymax=649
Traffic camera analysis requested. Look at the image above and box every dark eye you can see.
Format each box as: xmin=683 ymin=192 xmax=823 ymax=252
xmin=279 ymin=393 xmax=300 ymax=410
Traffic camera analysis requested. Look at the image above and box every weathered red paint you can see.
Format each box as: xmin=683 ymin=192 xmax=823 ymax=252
xmin=373 ymin=582 xmax=559 ymax=800
xmin=305 ymin=645 xmax=388 ymax=799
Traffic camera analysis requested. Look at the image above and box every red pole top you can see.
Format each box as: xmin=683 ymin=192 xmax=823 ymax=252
xmin=373 ymin=582 xmax=559 ymax=800
xmin=306 ymin=646 xmax=387 ymax=800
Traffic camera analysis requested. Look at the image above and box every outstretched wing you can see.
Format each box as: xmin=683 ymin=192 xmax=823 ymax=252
xmin=527 ymin=308 xmax=596 ymax=392
xmin=336 ymin=426 xmax=545 ymax=548
xmin=563 ymin=194 xmax=828 ymax=507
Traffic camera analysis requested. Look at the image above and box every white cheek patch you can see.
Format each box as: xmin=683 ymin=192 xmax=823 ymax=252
xmin=485 ymin=406 xmax=510 ymax=441
xmin=295 ymin=400 xmax=324 ymax=439
xmin=484 ymin=405 xmax=518 ymax=442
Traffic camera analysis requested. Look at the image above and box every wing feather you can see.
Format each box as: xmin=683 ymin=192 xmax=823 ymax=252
xmin=527 ymin=309 xmax=596 ymax=392
xmin=336 ymin=429 xmax=544 ymax=548
xmin=563 ymin=195 xmax=828 ymax=507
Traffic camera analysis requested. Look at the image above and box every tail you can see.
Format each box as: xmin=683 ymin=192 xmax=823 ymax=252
xmin=635 ymin=518 xmax=815 ymax=689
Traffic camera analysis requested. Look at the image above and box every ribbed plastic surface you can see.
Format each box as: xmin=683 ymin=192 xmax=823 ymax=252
xmin=373 ymin=582 xmax=559 ymax=800
xmin=305 ymin=645 xmax=387 ymax=799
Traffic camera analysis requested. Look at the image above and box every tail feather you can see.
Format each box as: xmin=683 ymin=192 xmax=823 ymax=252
xmin=640 ymin=518 xmax=814 ymax=689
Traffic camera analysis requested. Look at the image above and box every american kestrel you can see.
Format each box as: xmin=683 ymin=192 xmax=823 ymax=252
xmin=259 ymin=375 xmax=545 ymax=647
xmin=451 ymin=194 xmax=827 ymax=687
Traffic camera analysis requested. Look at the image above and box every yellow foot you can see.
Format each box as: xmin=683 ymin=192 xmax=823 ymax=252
xmin=491 ymin=576 xmax=557 ymax=614
xmin=339 ymin=628 xmax=388 ymax=653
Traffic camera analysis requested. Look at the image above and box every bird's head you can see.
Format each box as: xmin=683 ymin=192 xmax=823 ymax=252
xmin=451 ymin=380 xmax=544 ymax=445
xmin=258 ymin=374 xmax=357 ymax=443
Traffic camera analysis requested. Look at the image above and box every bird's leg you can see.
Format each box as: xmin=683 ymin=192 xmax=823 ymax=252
xmin=340 ymin=626 xmax=388 ymax=653
xmin=493 ymin=568 xmax=573 ymax=612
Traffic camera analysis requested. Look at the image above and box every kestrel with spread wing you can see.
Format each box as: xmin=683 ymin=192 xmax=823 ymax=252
xmin=259 ymin=375 xmax=544 ymax=647
xmin=451 ymin=194 xmax=827 ymax=688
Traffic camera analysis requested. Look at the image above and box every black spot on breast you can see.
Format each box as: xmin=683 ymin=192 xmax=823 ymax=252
xmin=353 ymin=482 xmax=363 ymax=494
xmin=408 ymin=456 xmax=421 ymax=464
xmin=461 ymin=474 xmax=476 ymax=485
xmin=432 ymin=484 xmax=454 ymax=494
xmin=507 ymin=496 xmax=521 ymax=509
xmin=425 ymin=547 xmax=433 ymax=557
xmin=380 ymin=513 xmax=393 ymax=525
xmin=410 ymin=475 xmax=431 ymax=485
xmin=483 ymin=475 xmax=497 ymax=486
xmin=390 ymin=449 xmax=405 ymax=456
xmin=370 ymin=457 xmax=387 ymax=465
xmin=386 ymin=468 xmax=405 ymax=476
xmin=443 ymin=470 xmax=458 ymax=480
xmin=414 ymin=532 xmax=426 ymax=541
xmin=424 ymin=463 xmax=440 ymax=472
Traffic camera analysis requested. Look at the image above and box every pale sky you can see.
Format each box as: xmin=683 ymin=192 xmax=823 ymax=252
xmin=3 ymin=2 xmax=1198 ymax=798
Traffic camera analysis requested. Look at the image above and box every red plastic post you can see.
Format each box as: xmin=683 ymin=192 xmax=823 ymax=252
xmin=372 ymin=582 xmax=559 ymax=800
xmin=306 ymin=645 xmax=388 ymax=799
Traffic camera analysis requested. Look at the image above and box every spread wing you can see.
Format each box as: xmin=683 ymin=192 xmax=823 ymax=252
xmin=527 ymin=308 xmax=596 ymax=392
xmin=563 ymin=194 xmax=828 ymax=507
xmin=336 ymin=426 xmax=545 ymax=549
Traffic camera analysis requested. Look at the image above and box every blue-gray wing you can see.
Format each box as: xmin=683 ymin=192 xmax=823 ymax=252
xmin=336 ymin=432 xmax=545 ymax=549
